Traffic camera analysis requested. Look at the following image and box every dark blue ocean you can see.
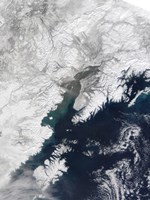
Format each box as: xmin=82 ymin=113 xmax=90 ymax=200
xmin=15 ymin=74 xmax=150 ymax=200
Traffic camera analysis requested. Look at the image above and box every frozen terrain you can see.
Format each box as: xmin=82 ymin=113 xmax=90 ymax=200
xmin=0 ymin=0 xmax=150 ymax=199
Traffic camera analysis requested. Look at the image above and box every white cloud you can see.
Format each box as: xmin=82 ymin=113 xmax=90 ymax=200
xmin=0 ymin=170 xmax=40 ymax=200
xmin=124 ymin=0 xmax=150 ymax=12
xmin=0 ymin=169 xmax=59 ymax=200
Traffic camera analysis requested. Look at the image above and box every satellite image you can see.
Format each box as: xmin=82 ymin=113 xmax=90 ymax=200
xmin=0 ymin=0 xmax=150 ymax=199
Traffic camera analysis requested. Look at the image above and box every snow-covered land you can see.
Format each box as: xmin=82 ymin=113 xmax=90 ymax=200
xmin=0 ymin=0 xmax=150 ymax=198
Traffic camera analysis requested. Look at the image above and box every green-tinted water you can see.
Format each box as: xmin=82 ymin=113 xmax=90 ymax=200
xmin=41 ymin=93 xmax=75 ymax=127
xmin=41 ymin=80 xmax=81 ymax=128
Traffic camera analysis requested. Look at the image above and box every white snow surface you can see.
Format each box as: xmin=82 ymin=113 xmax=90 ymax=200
xmin=33 ymin=144 xmax=70 ymax=190
xmin=0 ymin=0 xmax=150 ymax=193
xmin=124 ymin=0 xmax=150 ymax=12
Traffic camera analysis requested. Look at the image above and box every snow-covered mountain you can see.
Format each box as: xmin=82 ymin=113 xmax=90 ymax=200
xmin=0 ymin=0 xmax=150 ymax=199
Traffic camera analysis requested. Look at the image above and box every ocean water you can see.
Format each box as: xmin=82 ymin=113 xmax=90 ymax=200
xmin=46 ymin=75 xmax=150 ymax=200
xmin=14 ymin=75 xmax=150 ymax=199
